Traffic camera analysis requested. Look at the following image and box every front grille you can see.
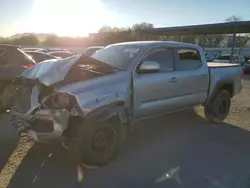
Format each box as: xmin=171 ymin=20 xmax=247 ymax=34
xmin=31 ymin=119 xmax=54 ymax=133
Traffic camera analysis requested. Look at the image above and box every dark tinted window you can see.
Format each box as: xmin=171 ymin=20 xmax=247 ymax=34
xmin=17 ymin=49 xmax=36 ymax=64
xmin=217 ymin=55 xmax=230 ymax=60
xmin=144 ymin=49 xmax=174 ymax=71
xmin=0 ymin=48 xmax=7 ymax=65
xmin=176 ymin=49 xmax=201 ymax=70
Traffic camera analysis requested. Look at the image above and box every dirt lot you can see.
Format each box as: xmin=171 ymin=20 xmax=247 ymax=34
xmin=1 ymin=76 xmax=250 ymax=188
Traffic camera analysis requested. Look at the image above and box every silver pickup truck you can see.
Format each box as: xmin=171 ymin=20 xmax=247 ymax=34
xmin=10 ymin=41 xmax=243 ymax=166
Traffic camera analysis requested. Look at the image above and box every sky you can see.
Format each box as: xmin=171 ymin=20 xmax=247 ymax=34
xmin=0 ymin=0 xmax=250 ymax=37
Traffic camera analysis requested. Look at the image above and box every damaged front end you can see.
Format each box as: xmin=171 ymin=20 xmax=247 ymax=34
xmin=10 ymin=82 xmax=73 ymax=142
xmin=10 ymin=54 xmax=129 ymax=143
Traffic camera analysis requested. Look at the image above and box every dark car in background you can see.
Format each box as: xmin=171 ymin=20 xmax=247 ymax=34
xmin=47 ymin=51 xmax=73 ymax=58
xmin=0 ymin=44 xmax=36 ymax=110
xmin=243 ymin=59 xmax=250 ymax=74
xmin=25 ymin=51 xmax=60 ymax=63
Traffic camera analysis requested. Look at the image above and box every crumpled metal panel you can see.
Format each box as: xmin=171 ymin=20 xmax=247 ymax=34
xmin=56 ymin=71 xmax=131 ymax=117
xmin=21 ymin=54 xmax=81 ymax=86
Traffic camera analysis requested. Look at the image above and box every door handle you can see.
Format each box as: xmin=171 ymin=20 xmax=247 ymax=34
xmin=169 ymin=77 xmax=178 ymax=82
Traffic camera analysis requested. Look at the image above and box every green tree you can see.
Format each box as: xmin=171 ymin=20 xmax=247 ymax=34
xmin=41 ymin=35 xmax=58 ymax=46
xmin=96 ymin=22 xmax=157 ymax=44
xmin=98 ymin=26 xmax=121 ymax=33
xmin=4 ymin=35 xmax=39 ymax=46
xmin=16 ymin=35 xmax=39 ymax=46
xmin=131 ymin=22 xmax=154 ymax=30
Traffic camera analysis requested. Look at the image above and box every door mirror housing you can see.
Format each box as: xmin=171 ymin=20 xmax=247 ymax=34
xmin=138 ymin=61 xmax=160 ymax=73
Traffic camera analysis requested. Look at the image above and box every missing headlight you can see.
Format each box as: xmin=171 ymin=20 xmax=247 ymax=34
xmin=42 ymin=92 xmax=76 ymax=109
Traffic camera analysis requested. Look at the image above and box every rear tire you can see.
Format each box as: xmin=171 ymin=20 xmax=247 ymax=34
xmin=204 ymin=90 xmax=231 ymax=123
xmin=67 ymin=117 xmax=124 ymax=166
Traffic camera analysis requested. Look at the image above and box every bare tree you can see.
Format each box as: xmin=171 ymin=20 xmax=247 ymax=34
xmin=225 ymin=15 xmax=250 ymax=48
xmin=206 ymin=35 xmax=225 ymax=47
xmin=225 ymin=15 xmax=242 ymax=22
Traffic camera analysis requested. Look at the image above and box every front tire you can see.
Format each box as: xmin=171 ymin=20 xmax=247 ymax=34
xmin=204 ymin=90 xmax=231 ymax=123
xmin=67 ymin=117 xmax=124 ymax=166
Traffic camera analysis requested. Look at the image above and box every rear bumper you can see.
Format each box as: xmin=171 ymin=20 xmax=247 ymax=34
xmin=11 ymin=109 xmax=70 ymax=142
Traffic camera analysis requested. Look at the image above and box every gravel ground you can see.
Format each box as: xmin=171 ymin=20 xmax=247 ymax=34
xmin=0 ymin=75 xmax=250 ymax=188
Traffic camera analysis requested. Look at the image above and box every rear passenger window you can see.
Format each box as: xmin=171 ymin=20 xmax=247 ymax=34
xmin=176 ymin=49 xmax=202 ymax=70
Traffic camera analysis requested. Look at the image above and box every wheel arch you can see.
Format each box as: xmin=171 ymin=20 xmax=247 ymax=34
xmin=206 ymin=80 xmax=234 ymax=105
xmin=85 ymin=101 xmax=130 ymax=124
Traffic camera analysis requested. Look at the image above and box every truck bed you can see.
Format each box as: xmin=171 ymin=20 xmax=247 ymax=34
xmin=208 ymin=62 xmax=240 ymax=68
xmin=207 ymin=61 xmax=242 ymax=99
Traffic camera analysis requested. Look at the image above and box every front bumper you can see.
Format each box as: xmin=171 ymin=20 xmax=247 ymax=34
xmin=11 ymin=109 xmax=70 ymax=142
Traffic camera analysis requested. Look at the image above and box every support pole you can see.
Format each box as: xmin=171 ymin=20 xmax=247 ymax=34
xmin=203 ymin=34 xmax=206 ymax=49
xmin=175 ymin=35 xmax=180 ymax=42
xmin=230 ymin=30 xmax=236 ymax=63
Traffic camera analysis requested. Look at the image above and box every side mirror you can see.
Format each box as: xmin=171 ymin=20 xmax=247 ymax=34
xmin=138 ymin=61 xmax=160 ymax=73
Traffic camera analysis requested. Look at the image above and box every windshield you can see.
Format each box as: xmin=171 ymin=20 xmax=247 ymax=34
xmin=91 ymin=45 xmax=141 ymax=70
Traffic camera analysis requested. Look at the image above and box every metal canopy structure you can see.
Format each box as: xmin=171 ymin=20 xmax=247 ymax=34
xmin=138 ymin=21 xmax=250 ymax=62
xmin=137 ymin=21 xmax=250 ymax=35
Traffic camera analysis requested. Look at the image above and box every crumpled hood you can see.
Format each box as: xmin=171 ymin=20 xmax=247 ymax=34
xmin=21 ymin=55 xmax=82 ymax=86
xmin=56 ymin=71 xmax=130 ymax=112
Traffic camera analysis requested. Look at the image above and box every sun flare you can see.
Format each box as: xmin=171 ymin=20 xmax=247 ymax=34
xmin=25 ymin=0 xmax=110 ymax=37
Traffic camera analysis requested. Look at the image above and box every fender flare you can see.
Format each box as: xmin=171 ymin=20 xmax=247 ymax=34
xmin=85 ymin=101 xmax=130 ymax=124
xmin=206 ymin=80 xmax=234 ymax=105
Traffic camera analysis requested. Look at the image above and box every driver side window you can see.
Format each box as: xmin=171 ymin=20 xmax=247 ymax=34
xmin=143 ymin=48 xmax=174 ymax=71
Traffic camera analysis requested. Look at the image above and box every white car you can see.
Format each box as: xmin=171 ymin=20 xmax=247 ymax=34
xmin=213 ymin=54 xmax=245 ymax=65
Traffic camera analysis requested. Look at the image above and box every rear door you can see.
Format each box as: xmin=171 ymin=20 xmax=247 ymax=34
xmin=171 ymin=48 xmax=209 ymax=109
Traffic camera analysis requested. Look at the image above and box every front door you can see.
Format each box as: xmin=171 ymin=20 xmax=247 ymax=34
xmin=133 ymin=48 xmax=179 ymax=119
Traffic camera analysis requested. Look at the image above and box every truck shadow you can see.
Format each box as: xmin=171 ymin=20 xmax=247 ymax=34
xmin=3 ymin=109 xmax=250 ymax=188
xmin=6 ymin=144 xmax=81 ymax=188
